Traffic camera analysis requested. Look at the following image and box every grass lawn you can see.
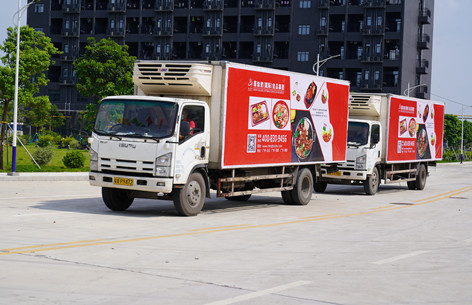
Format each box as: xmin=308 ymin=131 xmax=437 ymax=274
xmin=1 ymin=144 xmax=90 ymax=172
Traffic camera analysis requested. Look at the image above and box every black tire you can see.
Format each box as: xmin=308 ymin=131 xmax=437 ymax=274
xmin=102 ymin=187 xmax=134 ymax=211
xmin=173 ymin=172 xmax=206 ymax=216
xmin=314 ymin=181 xmax=328 ymax=193
xmin=415 ymin=164 xmax=427 ymax=190
xmin=363 ymin=166 xmax=379 ymax=195
xmin=225 ymin=194 xmax=251 ymax=201
xmin=290 ymin=168 xmax=313 ymax=205
xmin=281 ymin=190 xmax=294 ymax=205
xmin=407 ymin=181 xmax=416 ymax=190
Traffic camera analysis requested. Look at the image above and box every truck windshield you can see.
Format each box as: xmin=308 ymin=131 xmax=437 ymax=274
xmin=347 ymin=122 xmax=370 ymax=146
xmin=94 ymin=99 xmax=178 ymax=139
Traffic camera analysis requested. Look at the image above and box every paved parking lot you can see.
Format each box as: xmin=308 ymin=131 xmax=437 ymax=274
xmin=1 ymin=163 xmax=471 ymax=304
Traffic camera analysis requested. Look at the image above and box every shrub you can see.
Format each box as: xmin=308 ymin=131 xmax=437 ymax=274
xmin=69 ymin=139 xmax=79 ymax=150
xmin=63 ymin=151 xmax=86 ymax=168
xmin=33 ymin=147 xmax=54 ymax=166
xmin=37 ymin=135 xmax=54 ymax=147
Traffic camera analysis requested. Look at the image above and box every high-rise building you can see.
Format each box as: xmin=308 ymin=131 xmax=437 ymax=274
xmin=27 ymin=0 xmax=434 ymax=113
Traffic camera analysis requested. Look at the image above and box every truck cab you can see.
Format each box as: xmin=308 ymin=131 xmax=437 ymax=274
xmin=89 ymin=96 xmax=211 ymax=212
xmin=320 ymin=119 xmax=382 ymax=194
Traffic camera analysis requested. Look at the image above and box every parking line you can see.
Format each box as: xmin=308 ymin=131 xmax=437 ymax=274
xmin=204 ymin=281 xmax=311 ymax=305
xmin=372 ymin=250 xmax=430 ymax=265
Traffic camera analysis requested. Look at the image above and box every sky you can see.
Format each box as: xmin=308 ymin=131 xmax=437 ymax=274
xmin=1 ymin=0 xmax=471 ymax=116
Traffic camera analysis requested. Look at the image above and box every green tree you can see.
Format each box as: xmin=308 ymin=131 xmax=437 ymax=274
xmin=73 ymin=37 xmax=136 ymax=131
xmin=0 ymin=26 xmax=60 ymax=169
xmin=24 ymin=95 xmax=52 ymax=133
xmin=443 ymin=114 xmax=472 ymax=148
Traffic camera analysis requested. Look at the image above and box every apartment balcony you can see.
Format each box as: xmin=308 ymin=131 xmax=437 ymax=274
xmin=154 ymin=27 xmax=173 ymax=36
xmin=107 ymin=29 xmax=126 ymax=37
xmin=61 ymin=29 xmax=79 ymax=37
xmin=317 ymin=27 xmax=328 ymax=36
xmin=155 ymin=0 xmax=174 ymax=11
xmin=418 ymin=8 xmax=432 ymax=24
xmin=362 ymin=27 xmax=385 ymax=36
xmin=361 ymin=55 xmax=383 ymax=63
xmin=416 ymin=59 xmax=430 ymax=74
xmin=203 ymin=0 xmax=223 ymax=10
xmin=202 ymin=27 xmax=223 ymax=36
xmin=417 ymin=34 xmax=431 ymax=49
xmin=254 ymin=0 xmax=275 ymax=10
xmin=319 ymin=0 xmax=329 ymax=9
xmin=253 ymin=54 xmax=273 ymax=63
xmin=254 ymin=27 xmax=274 ymax=36
xmin=107 ymin=2 xmax=126 ymax=12
xmin=63 ymin=3 xmax=80 ymax=13
xmin=362 ymin=0 xmax=386 ymax=8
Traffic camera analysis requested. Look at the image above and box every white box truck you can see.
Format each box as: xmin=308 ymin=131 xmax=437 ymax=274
xmin=89 ymin=61 xmax=350 ymax=215
xmin=317 ymin=93 xmax=445 ymax=195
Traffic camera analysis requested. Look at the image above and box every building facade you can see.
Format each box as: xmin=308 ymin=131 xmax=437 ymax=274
xmin=27 ymin=0 xmax=434 ymax=113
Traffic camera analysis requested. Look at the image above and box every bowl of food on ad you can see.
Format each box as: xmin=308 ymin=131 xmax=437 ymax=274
xmin=293 ymin=117 xmax=314 ymax=161
xmin=272 ymin=100 xmax=289 ymax=129
xmin=304 ymin=81 xmax=317 ymax=109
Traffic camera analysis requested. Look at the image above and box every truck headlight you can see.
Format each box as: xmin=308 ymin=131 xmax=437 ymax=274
xmin=155 ymin=153 xmax=172 ymax=177
xmin=89 ymin=149 xmax=98 ymax=171
xmin=356 ymin=154 xmax=366 ymax=170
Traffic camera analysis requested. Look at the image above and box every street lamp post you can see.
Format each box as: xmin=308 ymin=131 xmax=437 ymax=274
xmin=313 ymin=54 xmax=340 ymax=76
xmin=10 ymin=0 xmax=38 ymax=174
xmin=404 ymin=83 xmax=427 ymax=97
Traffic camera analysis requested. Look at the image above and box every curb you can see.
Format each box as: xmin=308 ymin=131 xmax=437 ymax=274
xmin=0 ymin=172 xmax=89 ymax=182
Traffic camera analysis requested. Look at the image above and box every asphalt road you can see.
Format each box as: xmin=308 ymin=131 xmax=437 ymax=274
xmin=1 ymin=163 xmax=471 ymax=304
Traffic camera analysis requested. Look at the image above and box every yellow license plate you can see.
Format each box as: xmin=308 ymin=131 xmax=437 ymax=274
xmin=327 ymin=171 xmax=341 ymax=176
xmin=113 ymin=177 xmax=134 ymax=186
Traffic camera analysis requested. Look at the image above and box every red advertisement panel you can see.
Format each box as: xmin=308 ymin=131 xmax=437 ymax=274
xmin=386 ymin=96 xmax=444 ymax=162
xmin=222 ymin=65 xmax=350 ymax=168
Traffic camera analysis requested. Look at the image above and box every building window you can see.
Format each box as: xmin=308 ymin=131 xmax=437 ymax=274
xmin=297 ymin=51 xmax=309 ymax=62
xmin=34 ymin=3 xmax=44 ymax=13
xmin=377 ymin=16 xmax=383 ymax=27
xmin=366 ymin=16 xmax=372 ymax=27
xmin=298 ymin=25 xmax=310 ymax=35
xmin=364 ymin=70 xmax=369 ymax=80
xmin=34 ymin=28 xmax=44 ymax=32
xmin=375 ymin=70 xmax=380 ymax=81
xmin=299 ymin=0 xmax=311 ymax=8
xmin=321 ymin=17 xmax=326 ymax=27
xmin=376 ymin=43 xmax=381 ymax=54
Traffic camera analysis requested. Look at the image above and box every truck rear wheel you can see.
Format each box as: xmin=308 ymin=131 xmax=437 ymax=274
xmin=102 ymin=187 xmax=134 ymax=211
xmin=290 ymin=168 xmax=313 ymax=205
xmin=281 ymin=190 xmax=294 ymax=205
xmin=415 ymin=164 xmax=427 ymax=190
xmin=173 ymin=172 xmax=206 ymax=216
xmin=363 ymin=166 xmax=379 ymax=195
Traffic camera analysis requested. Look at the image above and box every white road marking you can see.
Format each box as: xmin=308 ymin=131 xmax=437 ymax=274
xmin=205 ymin=281 xmax=312 ymax=305
xmin=372 ymin=250 xmax=430 ymax=265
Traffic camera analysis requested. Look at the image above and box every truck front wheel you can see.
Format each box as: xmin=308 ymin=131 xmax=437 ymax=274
xmin=290 ymin=168 xmax=313 ymax=205
xmin=173 ymin=172 xmax=206 ymax=216
xmin=102 ymin=187 xmax=134 ymax=211
xmin=363 ymin=167 xmax=379 ymax=195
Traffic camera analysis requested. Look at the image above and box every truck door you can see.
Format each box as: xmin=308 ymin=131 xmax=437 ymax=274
xmin=174 ymin=105 xmax=209 ymax=184
xmin=370 ymin=124 xmax=382 ymax=163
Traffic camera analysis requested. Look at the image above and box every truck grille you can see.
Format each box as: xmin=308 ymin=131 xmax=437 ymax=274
xmin=100 ymin=158 xmax=154 ymax=175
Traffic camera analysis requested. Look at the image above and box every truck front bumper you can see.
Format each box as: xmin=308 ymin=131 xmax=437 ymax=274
xmin=89 ymin=172 xmax=173 ymax=193
xmin=320 ymin=168 xmax=368 ymax=182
